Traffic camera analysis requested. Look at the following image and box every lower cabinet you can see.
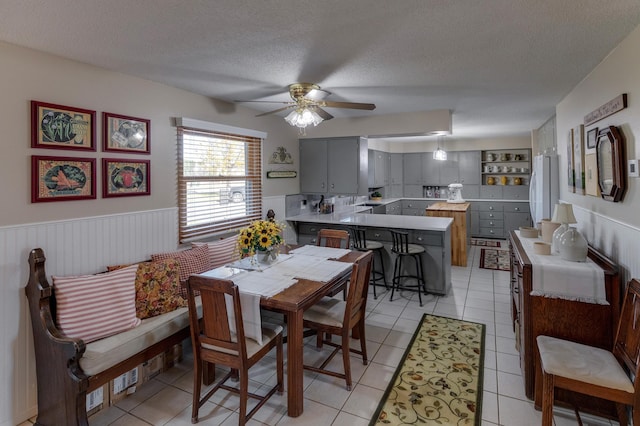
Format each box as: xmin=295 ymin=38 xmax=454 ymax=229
xmin=472 ymin=201 xmax=532 ymax=238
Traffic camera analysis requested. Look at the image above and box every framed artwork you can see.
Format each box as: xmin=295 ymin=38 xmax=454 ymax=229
xmin=31 ymin=101 xmax=96 ymax=151
xmin=573 ymin=124 xmax=585 ymax=195
xmin=586 ymin=127 xmax=598 ymax=154
xmin=103 ymin=112 xmax=150 ymax=154
xmin=585 ymin=153 xmax=600 ymax=197
xmin=103 ymin=158 xmax=150 ymax=197
xmin=32 ymin=156 xmax=96 ymax=202
xmin=567 ymin=129 xmax=575 ymax=193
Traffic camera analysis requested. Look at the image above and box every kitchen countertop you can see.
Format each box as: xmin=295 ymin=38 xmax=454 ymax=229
xmin=286 ymin=207 xmax=453 ymax=232
xmin=426 ymin=201 xmax=471 ymax=211
xmin=358 ymin=197 xmax=529 ymax=205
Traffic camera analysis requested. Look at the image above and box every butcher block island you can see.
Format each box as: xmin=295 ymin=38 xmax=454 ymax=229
xmin=425 ymin=202 xmax=471 ymax=267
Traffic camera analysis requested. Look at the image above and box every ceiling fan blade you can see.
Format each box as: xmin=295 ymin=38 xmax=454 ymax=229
xmin=320 ymin=100 xmax=376 ymax=110
xmin=234 ymin=100 xmax=291 ymax=104
xmin=255 ymin=105 xmax=294 ymax=117
xmin=305 ymin=88 xmax=331 ymax=101
xmin=314 ymin=107 xmax=334 ymax=121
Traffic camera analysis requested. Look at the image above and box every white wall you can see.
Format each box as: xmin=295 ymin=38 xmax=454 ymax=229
xmin=0 ymin=41 xmax=301 ymax=228
xmin=556 ymin=24 xmax=640 ymax=282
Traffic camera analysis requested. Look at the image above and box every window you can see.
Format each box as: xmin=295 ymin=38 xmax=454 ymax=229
xmin=177 ymin=122 xmax=263 ymax=242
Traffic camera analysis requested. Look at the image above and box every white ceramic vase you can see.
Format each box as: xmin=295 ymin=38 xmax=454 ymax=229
xmin=551 ymin=223 xmax=569 ymax=253
xmin=559 ymin=227 xmax=588 ymax=262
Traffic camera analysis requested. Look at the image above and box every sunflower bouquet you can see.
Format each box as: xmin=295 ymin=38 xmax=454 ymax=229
xmin=237 ymin=219 xmax=284 ymax=259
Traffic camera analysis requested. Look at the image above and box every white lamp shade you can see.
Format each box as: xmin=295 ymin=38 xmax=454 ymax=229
xmin=551 ymin=203 xmax=577 ymax=224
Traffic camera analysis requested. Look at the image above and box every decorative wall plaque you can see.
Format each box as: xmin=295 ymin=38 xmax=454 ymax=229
xmin=584 ymin=94 xmax=627 ymax=126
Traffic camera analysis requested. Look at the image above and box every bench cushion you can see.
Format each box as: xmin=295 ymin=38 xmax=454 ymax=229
xmin=53 ymin=265 xmax=140 ymax=343
xmin=80 ymin=297 xmax=202 ymax=375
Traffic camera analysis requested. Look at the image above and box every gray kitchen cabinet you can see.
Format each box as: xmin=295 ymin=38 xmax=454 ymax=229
xmin=504 ymin=202 xmax=532 ymax=233
xmin=421 ymin=153 xmax=439 ymax=185
xmin=401 ymin=199 xmax=430 ymax=216
xmin=385 ymin=201 xmax=402 ymax=214
xmin=502 ymin=185 xmax=529 ymax=200
xmin=458 ymin=151 xmax=481 ymax=185
xmin=438 ymin=152 xmax=459 ymax=185
xmin=403 ymin=185 xmax=423 ymax=198
xmin=389 ymin=153 xmax=403 ymax=185
xmin=474 ymin=201 xmax=504 ymax=238
xmin=480 ymin=185 xmax=503 ymax=199
xmin=370 ymin=150 xmax=389 ymax=187
xmin=389 ymin=184 xmax=404 ymax=197
xmin=403 ymin=153 xmax=423 ymax=184
xmin=300 ymin=137 xmax=367 ymax=195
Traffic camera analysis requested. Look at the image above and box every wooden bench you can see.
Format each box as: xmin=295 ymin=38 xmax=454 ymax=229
xmin=25 ymin=248 xmax=195 ymax=426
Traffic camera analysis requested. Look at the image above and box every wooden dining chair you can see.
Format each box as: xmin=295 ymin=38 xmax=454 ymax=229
xmin=186 ymin=275 xmax=284 ymax=425
xmin=302 ymin=250 xmax=373 ymax=390
xmin=317 ymin=228 xmax=350 ymax=249
xmin=537 ymin=278 xmax=640 ymax=426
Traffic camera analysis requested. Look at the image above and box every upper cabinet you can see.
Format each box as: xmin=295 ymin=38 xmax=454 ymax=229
xmin=368 ymin=149 xmax=390 ymax=188
xmin=300 ymin=137 xmax=367 ymax=195
xmin=417 ymin=151 xmax=481 ymax=186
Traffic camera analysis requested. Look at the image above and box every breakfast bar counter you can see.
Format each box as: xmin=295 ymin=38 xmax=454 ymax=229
xmin=286 ymin=210 xmax=453 ymax=295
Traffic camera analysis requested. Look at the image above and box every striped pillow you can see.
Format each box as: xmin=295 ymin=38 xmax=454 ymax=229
xmin=151 ymin=244 xmax=211 ymax=283
xmin=192 ymin=237 xmax=239 ymax=269
xmin=53 ymin=264 xmax=140 ymax=343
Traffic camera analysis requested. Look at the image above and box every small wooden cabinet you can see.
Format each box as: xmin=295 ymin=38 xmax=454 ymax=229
xmin=509 ymin=231 xmax=620 ymax=417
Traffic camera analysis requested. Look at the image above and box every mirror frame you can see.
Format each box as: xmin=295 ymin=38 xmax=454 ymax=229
xmin=596 ymin=125 xmax=626 ymax=202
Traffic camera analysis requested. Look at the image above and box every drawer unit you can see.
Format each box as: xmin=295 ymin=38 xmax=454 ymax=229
xmin=479 ymin=219 xmax=504 ymax=229
xmin=504 ymin=202 xmax=529 ymax=213
xmin=401 ymin=200 xmax=430 ymax=210
xmin=410 ymin=231 xmax=443 ymax=247
xmin=385 ymin=201 xmax=402 ymax=214
xmin=478 ymin=226 xmax=504 ymax=238
xmin=479 ymin=211 xmax=503 ymax=221
xmin=298 ymin=223 xmax=322 ymax=236
xmin=476 ymin=202 xmax=504 ymax=212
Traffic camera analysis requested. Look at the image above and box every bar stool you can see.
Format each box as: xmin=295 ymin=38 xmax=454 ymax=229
xmin=349 ymin=226 xmax=388 ymax=299
xmin=389 ymin=230 xmax=427 ymax=306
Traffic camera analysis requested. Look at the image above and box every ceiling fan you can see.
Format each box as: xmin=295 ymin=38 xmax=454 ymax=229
xmin=236 ymin=83 xmax=376 ymax=127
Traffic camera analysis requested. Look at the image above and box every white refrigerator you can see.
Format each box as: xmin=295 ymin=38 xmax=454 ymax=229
xmin=529 ymin=155 xmax=559 ymax=225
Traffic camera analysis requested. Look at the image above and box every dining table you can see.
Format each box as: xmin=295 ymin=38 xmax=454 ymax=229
xmin=199 ymin=245 xmax=362 ymax=417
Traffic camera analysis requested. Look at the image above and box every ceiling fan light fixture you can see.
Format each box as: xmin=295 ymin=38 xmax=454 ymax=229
xmin=284 ymin=107 xmax=323 ymax=128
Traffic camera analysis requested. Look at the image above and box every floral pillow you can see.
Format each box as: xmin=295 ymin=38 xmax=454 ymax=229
xmin=109 ymin=258 xmax=186 ymax=319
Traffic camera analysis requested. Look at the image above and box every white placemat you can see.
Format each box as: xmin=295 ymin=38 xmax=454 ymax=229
xmin=289 ymin=245 xmax=351 ymax=259
xmin=515 ymin=230 xmax=607 ymax=304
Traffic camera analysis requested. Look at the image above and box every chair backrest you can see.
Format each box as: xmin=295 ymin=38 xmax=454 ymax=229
xmin=390 ymin=230 xmax=410 ymax=254
xmin=186 ymin=275 xmax=247 ymax=361
xmin=344 ymin=251 xmax=374 ymax=329
xmin=349 ymin=227 xmax=368 ymax=250
xmin=317 ymin=228 xmax=350 ymax=249
xmin=613 ymin=278 xmax=640 ymax=392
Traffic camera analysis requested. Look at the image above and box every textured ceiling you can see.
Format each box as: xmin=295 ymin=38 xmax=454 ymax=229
xmin=1 ymin=0 xmax=639 ymax=139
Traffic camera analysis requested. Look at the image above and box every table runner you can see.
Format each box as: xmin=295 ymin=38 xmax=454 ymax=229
xmin=199 ymin=245 xmax=354 ymax=344
xmin=515 ymin=230 xmax=607 ymax=305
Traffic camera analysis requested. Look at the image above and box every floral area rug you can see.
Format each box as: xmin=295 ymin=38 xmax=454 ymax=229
xmin=479 ymin=248 xmax=510 ymax=271
xmin=470 ymin=238 xmax=501 ymax=248
xmin=370 ymin=314 xmax=485 ymax=425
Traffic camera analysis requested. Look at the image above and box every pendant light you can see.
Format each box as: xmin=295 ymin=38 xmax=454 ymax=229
xmin=433 ymin=136 xmax=447 ymax=161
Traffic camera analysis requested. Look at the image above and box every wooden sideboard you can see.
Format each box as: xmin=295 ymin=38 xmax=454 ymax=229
xmin=509 ymin=231 xmax=621 ymax=417
xmin=426 ymin=201 xmax=470 ymax=266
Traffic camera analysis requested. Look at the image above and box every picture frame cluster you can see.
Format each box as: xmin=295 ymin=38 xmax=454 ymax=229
xmin=30 ymin=101 xmax=151 ymax=202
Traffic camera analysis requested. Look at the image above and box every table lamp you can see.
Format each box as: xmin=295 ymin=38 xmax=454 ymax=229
xmin=551 ymin=203 xmax=576 ymax=253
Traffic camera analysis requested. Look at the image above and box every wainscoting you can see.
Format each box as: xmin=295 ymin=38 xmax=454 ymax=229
xmin=0 ymin=208 xmax=178 ymax=426
xmin=573 ymin=203 xmax=640 ymax=285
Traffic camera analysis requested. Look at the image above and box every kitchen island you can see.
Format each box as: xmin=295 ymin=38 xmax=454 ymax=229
xmin=286 ymin=209 xmax=453 ymax=295
xmin=425 ymin=201 xmax=471 ymax=267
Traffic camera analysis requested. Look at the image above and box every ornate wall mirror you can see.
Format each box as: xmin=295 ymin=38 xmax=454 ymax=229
xmin=596 ymin=125 xmax=626 ymax=202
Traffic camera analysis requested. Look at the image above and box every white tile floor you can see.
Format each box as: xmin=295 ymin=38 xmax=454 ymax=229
xmin=24 ymin=241 xmax=620 ymax=425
